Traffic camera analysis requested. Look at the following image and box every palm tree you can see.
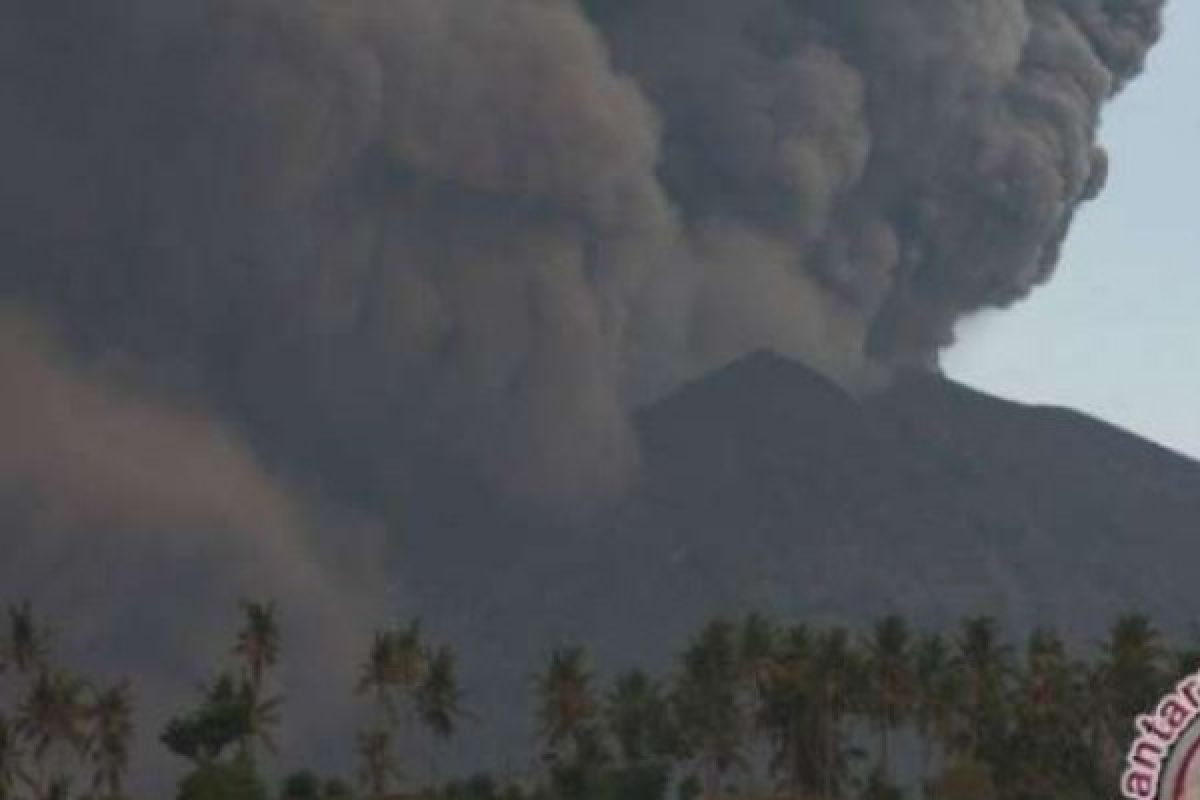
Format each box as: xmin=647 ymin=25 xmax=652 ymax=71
xmin=15 ymin=669 xmax=89 ymax=797
xmin=672 ymin=620 xmax=745 ymax=798
xmin=537 ymin=646 xmax=596 ymax=758
xmin=862 ymin=615 xmax=915 ymax=779
xmin=757 ymin=624 xmax=815 ymax=793
xmin=0 ymin=714 xmax=27 ymax=800
xmin=1097 ymin=614 xmax=1165 ymax=721
xmin=358 ymin=632 xmax=401 ymax=722
xmin=355 ymin=622 xmax=428 ymax=796
xmin=736 ymin=613 xmax=776 ymax=782
xmin=810 ymin=626 xmax=861 ymax=800
xmin=605 ymin=670 xmax=676 ymax=766
xmin=160 ymin=670 xmax=273 ymax=768
xmin=1169 ymin=624 xmax=1200 ymax=676
xmin=41 ymin=774 xmax=71 ymax=800
xmin=235 ymin=677 xmax=282 ymax=757
xmin=356 ymin=622 xmax=426 ymax=726
xmin=357 ymin=728 xmax=401 ymax=799
xmin=1091 ymin=614 xmax=1165 ymax=787
xmin=1008 ymin=629 xmax=1088 ymax=797
xmin=416 ymin=645 xmax=463 ymax=745
xmin=417 ymin=643 xmax=464 ymax=779
xmin=229 ymin=602 xmax=283 ymax=761
xmin=737 ymin=614 xmax=776 ymax=694
xmin=952 ymin=617 xmax=1010 ymax=762
xmin=1172 ymin=641 xmax=1200 ymax=676
xmin=233 ymin=601 xmax=279 ymax=694
xmin=15 ymin=670 xmax=88 ymax=760
xmin=389 ymin=622 xmax=426 ymax=699
xmin=87 ymin=682 xmax=134 ymax=800
xmin=913 ymin=632 xmax=957 ymax=795
xmin=3 ymin=602 xmax=46 ymax=678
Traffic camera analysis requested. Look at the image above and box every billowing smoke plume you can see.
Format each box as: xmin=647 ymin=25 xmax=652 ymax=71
xmin=600 ymin=0 xmax=1163 ymax=371
xmin=0 ymin=0 xmax=1163 ymax=502
xmin=0 ymin=0 xmax=1164 ymax=778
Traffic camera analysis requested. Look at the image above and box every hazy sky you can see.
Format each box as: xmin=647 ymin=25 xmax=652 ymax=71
xmin=945 ymin=1 xmax=1200 ymax=459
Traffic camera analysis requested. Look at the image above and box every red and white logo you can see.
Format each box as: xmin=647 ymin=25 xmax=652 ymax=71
xmin=1122 ymin=670 xmax=1200 ymax=799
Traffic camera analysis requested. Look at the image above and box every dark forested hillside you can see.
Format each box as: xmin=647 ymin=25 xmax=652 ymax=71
xmin=398 ymin=352 xmax=1200 ymax=768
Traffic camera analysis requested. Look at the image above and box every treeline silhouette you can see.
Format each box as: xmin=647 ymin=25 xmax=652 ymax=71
xmin=0 ymin=601 xmax=1194 ymax=799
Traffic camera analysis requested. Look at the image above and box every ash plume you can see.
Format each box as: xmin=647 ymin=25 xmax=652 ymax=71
xmin=0 ymin=0 xmax=1163 ymax=502
xmin=0 ymin=311 xmax=390 ymax=780
xmin=0 ymin=0 xmax=1164 ymax=778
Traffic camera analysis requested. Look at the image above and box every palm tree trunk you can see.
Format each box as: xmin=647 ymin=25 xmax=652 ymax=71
xmin=920 ymin=730 xmax=932 ymax=800
xmin=793 ymin=714 xmax=809 ymax=796
xmin=880 ymin=722 xmax=890 ymax=779
xmin=703 ymin=757 xmax=719 ymax=800
xmin=823 ymin=693 xmax=834 ymax=800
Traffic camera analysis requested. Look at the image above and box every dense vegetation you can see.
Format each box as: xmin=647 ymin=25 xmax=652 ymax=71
xmin=0 ymin=601 xmax=1194 ymax=800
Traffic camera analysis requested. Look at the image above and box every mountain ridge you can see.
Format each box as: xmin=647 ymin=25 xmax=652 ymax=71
xmin=394 ymin=350 xmax=1200 ymax=766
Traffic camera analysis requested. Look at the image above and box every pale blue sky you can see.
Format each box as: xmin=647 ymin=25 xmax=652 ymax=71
xmin=945 ymin=2 xmax=1200 ymax=459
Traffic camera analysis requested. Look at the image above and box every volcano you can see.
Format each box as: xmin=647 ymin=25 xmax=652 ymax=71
xmin=402 ymin=351 xmax=1200 ymax=761
xmin=414 ymin=351 xmax=1200 ymax=645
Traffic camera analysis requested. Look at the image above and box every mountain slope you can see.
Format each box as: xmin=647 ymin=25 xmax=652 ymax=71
xmin=400 ymin=351 xmax=1200 ymax=764
xmin=619 ymin=352 xmax=1200 ymax=636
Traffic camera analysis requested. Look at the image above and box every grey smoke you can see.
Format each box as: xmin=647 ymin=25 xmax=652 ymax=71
xmin=0 ymin=0 xmax=1163 ymax=501
xmin=0 ymin=310 xmax=389 ymax=778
